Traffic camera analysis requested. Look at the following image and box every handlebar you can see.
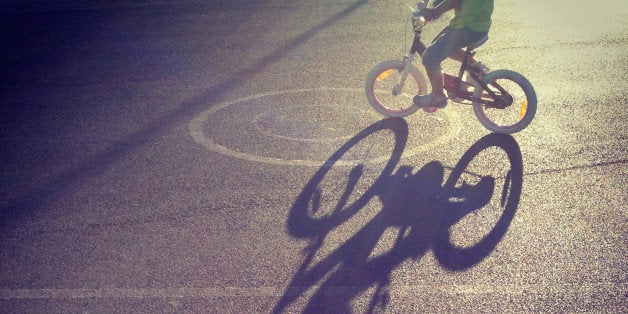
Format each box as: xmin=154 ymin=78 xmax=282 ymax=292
xmin=412 ymin=1 xmax=429 ymax=31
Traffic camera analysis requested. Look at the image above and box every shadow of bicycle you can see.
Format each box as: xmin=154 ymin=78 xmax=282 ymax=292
xmin=273 ymin=118 xmax=523 ymax=313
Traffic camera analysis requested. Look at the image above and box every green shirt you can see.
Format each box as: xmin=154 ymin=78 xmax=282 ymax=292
xmin=448 ymin=0 xmax=494 ymax=32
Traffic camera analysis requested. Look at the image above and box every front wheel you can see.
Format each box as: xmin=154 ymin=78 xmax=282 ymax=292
xmin=365 ymin=60 xmax=427 ymax=118
xmin=472 ymin=70 xmax=537 ymax=134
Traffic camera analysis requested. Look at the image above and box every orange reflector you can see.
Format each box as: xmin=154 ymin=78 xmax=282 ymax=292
xmin=377 ymin=69 xmax=395 ymax=81
xmin=519 ymin=100 xmax=528 ymax=119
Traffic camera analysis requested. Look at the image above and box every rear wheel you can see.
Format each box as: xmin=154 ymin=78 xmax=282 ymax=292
xmin=472 ymin=70 xmax=537 ymax=134
xmin=365 ymin=60 xmax=427 ymax=118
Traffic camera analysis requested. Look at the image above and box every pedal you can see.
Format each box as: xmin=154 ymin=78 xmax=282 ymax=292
xmin=423 ymin=107 xmax=438 ymax=113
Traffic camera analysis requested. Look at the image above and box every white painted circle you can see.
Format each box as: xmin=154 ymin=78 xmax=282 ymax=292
xmin=189 ymin=87 xmax=462 ymax=167
xmin=251 ymin=106 xmax=362 ymax=143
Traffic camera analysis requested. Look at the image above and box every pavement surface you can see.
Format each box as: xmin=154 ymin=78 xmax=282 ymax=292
xmin=1 ymin=0 xmax=626 ymax=312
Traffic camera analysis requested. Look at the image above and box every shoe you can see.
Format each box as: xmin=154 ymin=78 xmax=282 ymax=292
xmin=413 ymin=93 xmax=447 ymax=108
xmin=466 ymin=61 xmax=491 ymax=88
xmin=470 ymin=60 xmax=490 ymax=76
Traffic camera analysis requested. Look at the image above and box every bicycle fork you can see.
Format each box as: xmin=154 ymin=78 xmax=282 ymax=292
xmin=392 ymin=53 xmax=416 ymax=96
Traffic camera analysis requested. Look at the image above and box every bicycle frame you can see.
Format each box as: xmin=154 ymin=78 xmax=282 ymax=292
xmin=397 ymin=15 xmax=512 ymax=109
xmin=450 ymin=52 xmax=512 ymax=109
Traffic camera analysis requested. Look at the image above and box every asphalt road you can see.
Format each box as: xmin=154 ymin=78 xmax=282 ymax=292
xmin=1 ymin=0 xmax=626 ymax=312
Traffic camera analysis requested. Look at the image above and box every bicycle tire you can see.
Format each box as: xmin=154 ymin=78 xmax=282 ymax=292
xmin=472 ymin=69 xmax=537 ymax=134
xmin=365 ymin=60 xmax=427 ymax=118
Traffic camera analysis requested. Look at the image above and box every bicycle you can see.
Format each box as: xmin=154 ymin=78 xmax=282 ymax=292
xmin=365 ymin=1 xmax=537 ymax=134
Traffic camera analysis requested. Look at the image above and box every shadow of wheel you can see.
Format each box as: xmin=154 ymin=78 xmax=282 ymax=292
xmin=286 ymin=118 xmax=409 ymax=239
xmin=433 ymin=133 xmax=523 ymax=271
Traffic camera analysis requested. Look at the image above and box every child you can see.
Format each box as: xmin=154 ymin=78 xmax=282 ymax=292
xmin=414 ymin=0 xmax=493 ymax=108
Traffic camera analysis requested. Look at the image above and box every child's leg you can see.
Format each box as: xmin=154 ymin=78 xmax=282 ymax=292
xmin=421 ymin=28 xmax=458 ymax=97
xmin=425 ymin=65 xmax=445 ymax=97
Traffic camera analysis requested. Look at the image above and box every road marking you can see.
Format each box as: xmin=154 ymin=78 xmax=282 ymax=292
xmin=250 ymin=103 xmax=374 ymax=143
xmin=0 ymin=283 xmax=622 ymax=299
xmin=189 ymin=87 xmax=462 ymax=167
xmin=0 ymin=287 xmax=281 ymax=299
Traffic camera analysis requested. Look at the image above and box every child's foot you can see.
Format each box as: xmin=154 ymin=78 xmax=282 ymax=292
xmin=470 ymin=60 xmax=490 ymax=76
xmin=413 ymin=93 xmax=447 ymax=108
xmin=466 ymin=61 xmax=491 ymax=88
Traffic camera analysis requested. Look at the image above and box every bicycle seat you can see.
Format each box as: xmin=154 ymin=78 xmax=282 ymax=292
xmin=467 ymin=35 xmax=489 ymax=51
